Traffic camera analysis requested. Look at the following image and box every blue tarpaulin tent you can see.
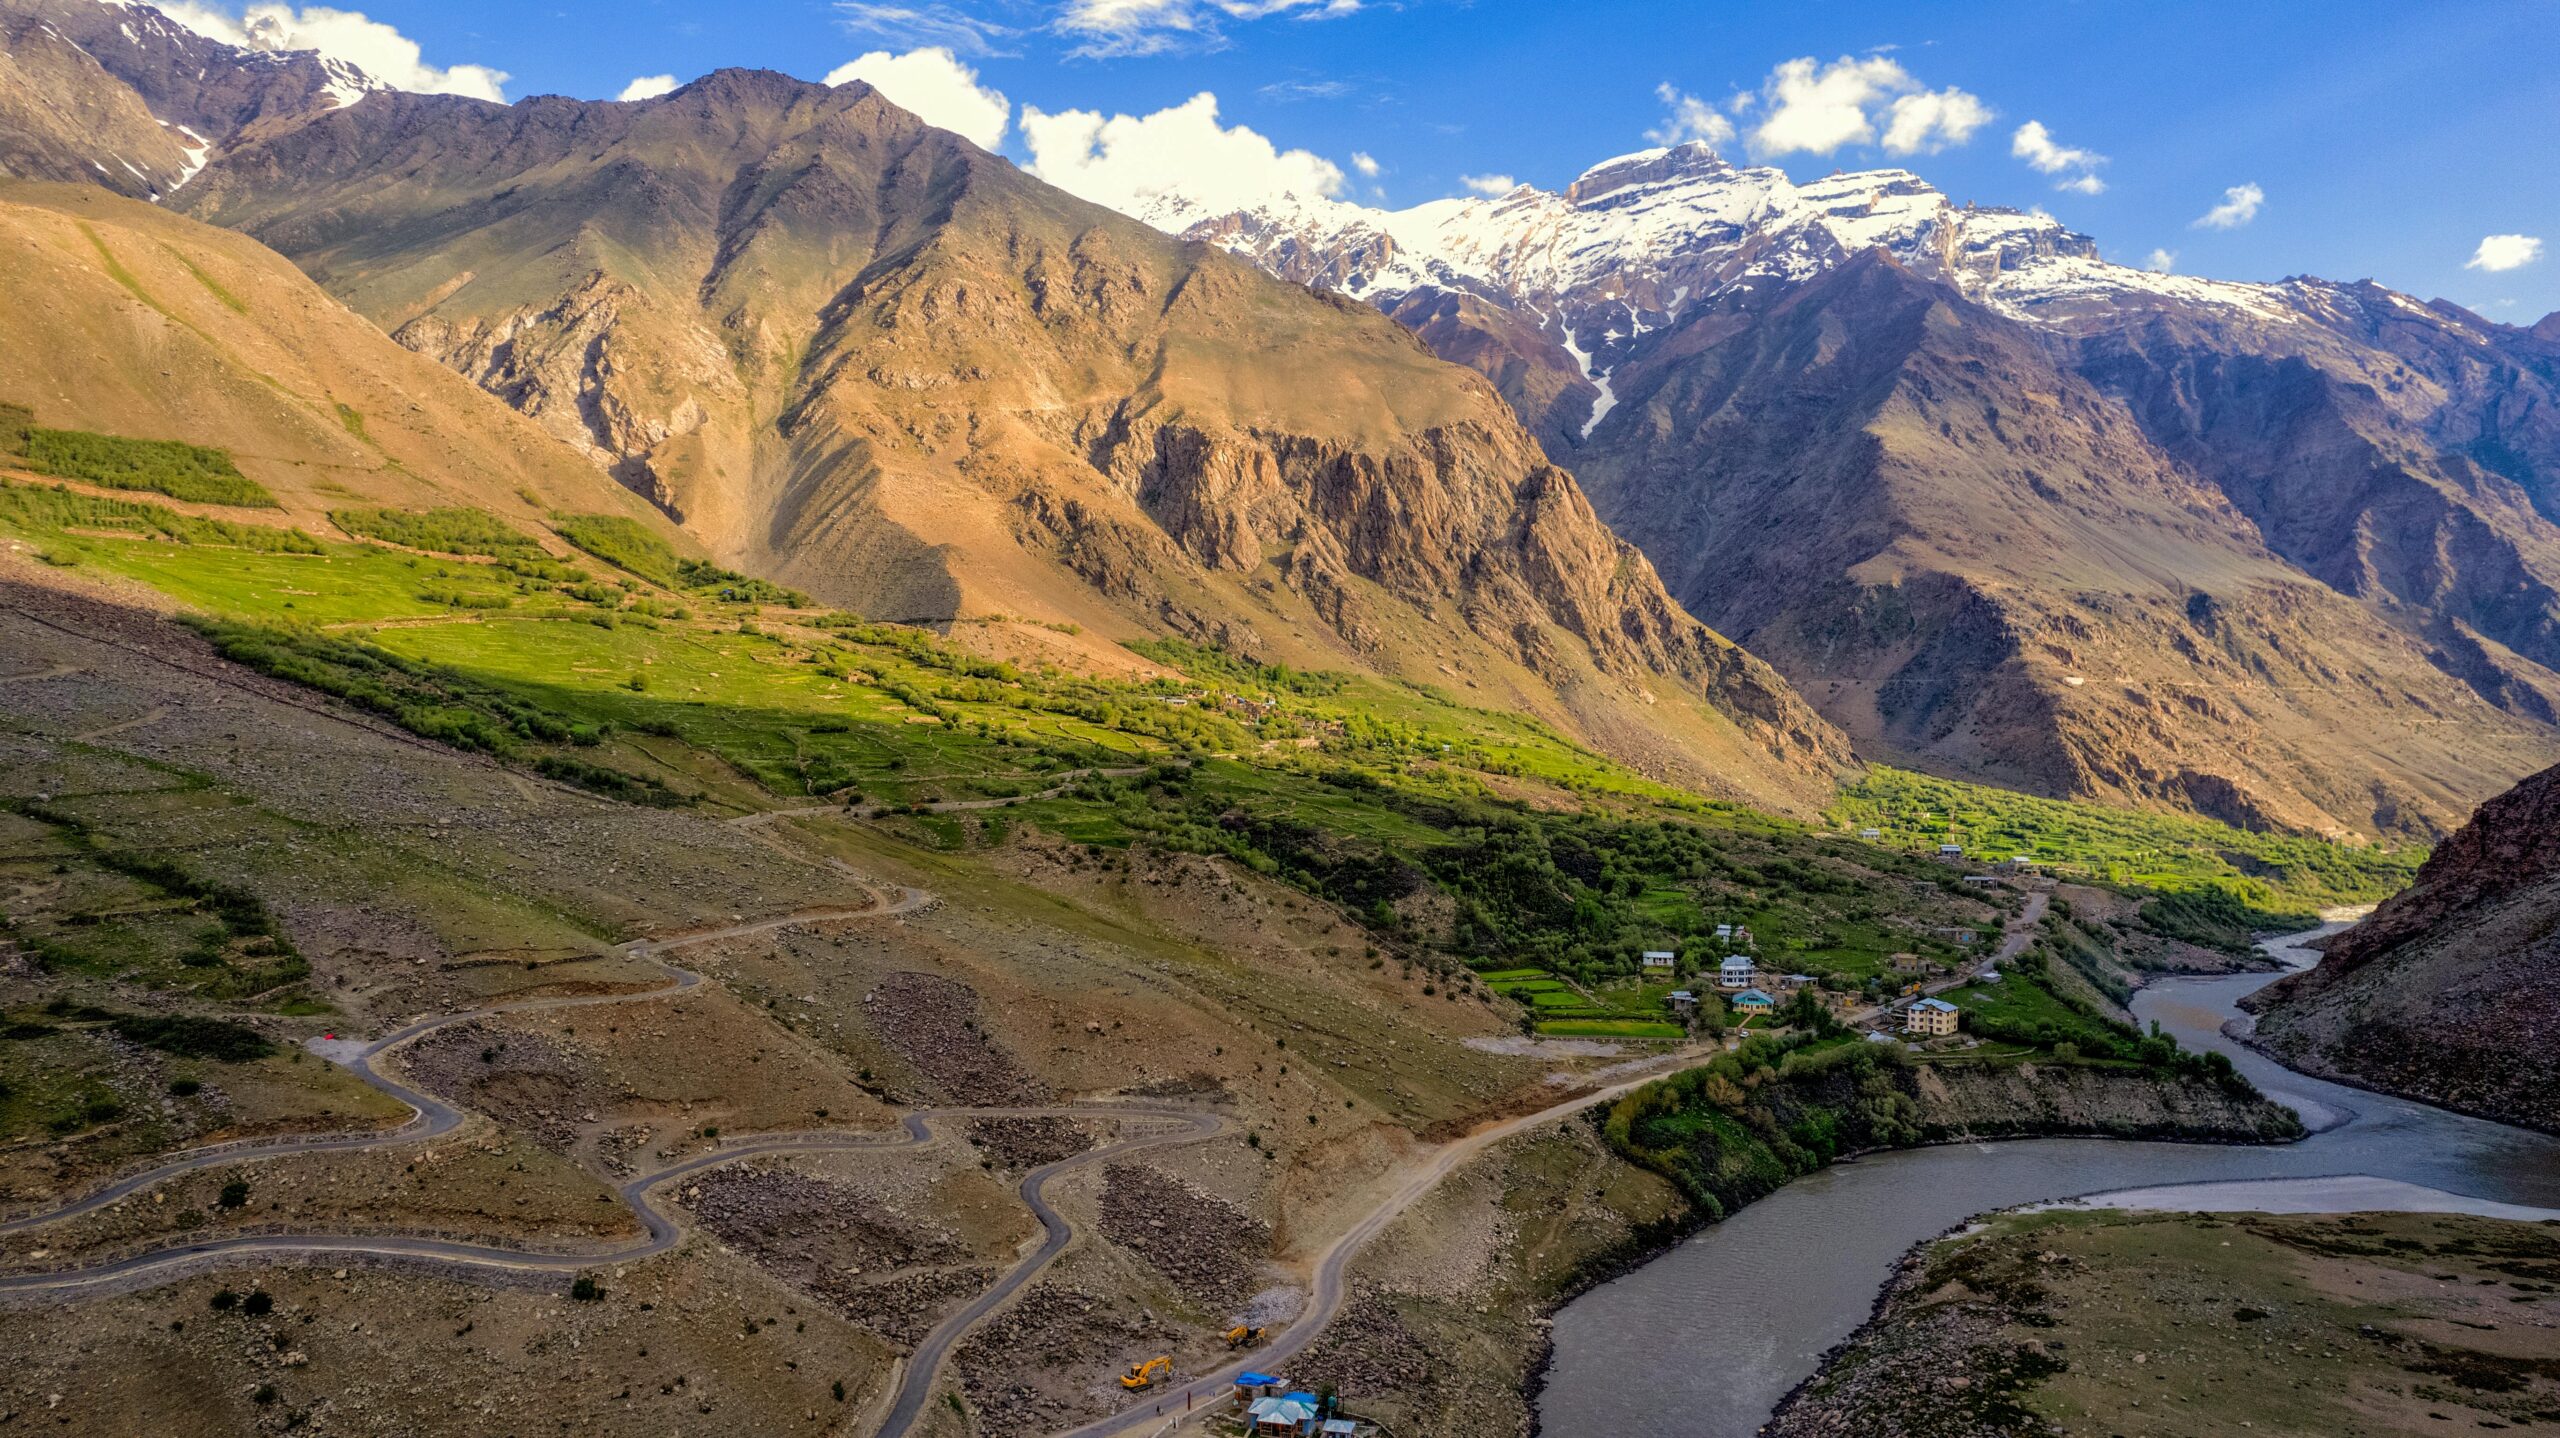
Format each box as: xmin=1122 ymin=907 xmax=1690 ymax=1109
xmin=1235 ymin=1373 xmax=1281 ymax=1387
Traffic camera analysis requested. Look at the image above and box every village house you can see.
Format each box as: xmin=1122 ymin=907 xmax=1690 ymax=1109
xmin=1905 ymin=997 xmax=1960 ymax=1037
xmin=1641 ymin=950 xmax=1678 ymax=978
xmin=1667 ymin=989 xmax=1697 ymax=1016
xmin=1937 ymin=842 xmax=1965 ymax=858
xmin=1859 ymin=827 xmax=1882 ymax=840
xmin=1731 ymin=988 xmax=1775 ymax=1019
xmin=1713 ymin=923 xmax=1734 ymax=941
xmin=1718 ymin=955 xmax=1756 ymax=990
xmin=1933 ymin=927 xmax=1980 ymax=946
xmin=1772 ymin=972 xmax=1818 ymax=991
xmin=1248 ymin=1394 xmax=1322 ymax=1435
xmin=1961 ymin=874 xmax=2002 ymax=889
xmin=1888 ymin=952 xmax=1930 ymax=975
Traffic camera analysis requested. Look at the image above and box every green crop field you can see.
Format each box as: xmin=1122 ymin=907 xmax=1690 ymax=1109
xmin=1831 ymin=766 xmax=2421 ymax=931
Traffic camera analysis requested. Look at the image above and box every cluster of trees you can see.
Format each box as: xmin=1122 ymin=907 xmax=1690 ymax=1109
xmin=331 ymin=506 xmax=547 ymax=560
xmin=1606 ymin=1037 xmax=1924 ymax=1218
xmin=23 ymin=425 xmax=273 ymax=507
xmin=0 ymin=484 xmax=320 ymax=553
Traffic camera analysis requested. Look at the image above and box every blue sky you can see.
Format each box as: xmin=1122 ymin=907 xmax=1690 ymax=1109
xmin=187 ymin=0 xmax=2560 ymax=316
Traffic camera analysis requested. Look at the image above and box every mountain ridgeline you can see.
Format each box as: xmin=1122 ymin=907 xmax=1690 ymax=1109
xmin=1176 ymin=143 xmax=2560 ymax=839
xmin=0 ymin=8 xmax=1853 ymax=807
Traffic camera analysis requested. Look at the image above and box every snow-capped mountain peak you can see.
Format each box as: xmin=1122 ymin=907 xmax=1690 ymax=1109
xmin=1152 ymin=139 xmax=2313 ymax=354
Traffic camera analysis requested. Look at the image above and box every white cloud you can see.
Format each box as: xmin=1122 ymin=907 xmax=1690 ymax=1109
xmin=2465 ymin=234 xmax=2544 ymax=272
xmin=1734 ymin=56 xmax=1991 ymax=159
xmin=1648 ymin=83 xmax=1737 ymax=149
xmin=1749 ymin=55 xmax=1906 ymax=156
xmin=617 ymin=74 xmax=678 ymax=102
xmin=1258 ymin=78 xmax=1353 ymax=101
xmin=824 ymin=47 xmax=1009 ymax=149
xmin=159 ymin=3 xmax=508 ymax=101
xmin=1350 ymin=151 xmax=1380 ymax=178
xmin=2145 ymin=248 xmax=2177 ymax=273
xmin=2194 ymin=182 xmax=2265 ymax=230
xmin=1879 ymin=87 xmax=1991 ymax=155
xmin=2010 ymin=120 xmax=2106 ymax=193
xmin=833 ymin=2 xmax=1015 ymax=57
xmin=1021 ymin=91 xmax=1346 ymax=224
xmin=1056 ymin=0 xmax=1357 ymax=58
xmin=1460 ymin=173 xmax=1518 ymax=197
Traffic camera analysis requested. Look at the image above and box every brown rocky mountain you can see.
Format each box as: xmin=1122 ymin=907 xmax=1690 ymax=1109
xmin=1570 ymin=254 xmax=2560 ymax=837
xmin=0 ymin=6 xmax=1847 ymax=806
xmin=0 ymin=9 xmax=187 ymax=194
xmin=2245 ymin=761 xmax=2560 ymax=1134
xmin=1172 ymin=145 xmax=2560 ymax=838
xmin=0 ymin=180 xmax=678 ymax=529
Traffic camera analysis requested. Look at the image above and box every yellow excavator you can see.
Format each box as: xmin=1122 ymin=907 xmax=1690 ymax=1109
xmin=1222 ymin=1325 xmax=1267 ymax=1350
xmin=1119 ymin=1356 xmax=1172 ymax=1391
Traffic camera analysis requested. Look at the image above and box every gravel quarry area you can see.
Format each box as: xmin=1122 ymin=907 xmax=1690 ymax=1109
xmin=1096 ymin=1162 xmax=1274 ymax=1310
xmin=863 ymin=971 xmax=1050 ymax=1106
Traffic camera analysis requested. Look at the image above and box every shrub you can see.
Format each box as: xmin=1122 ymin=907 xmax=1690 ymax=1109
xmin=551 ymin=514 xmax=681 ymax=585
xmin=569 ymin=1276 xmax=604 ymax=1302
xmin=330 ymin=507 xmax=547 ymax=560
xmin=217 ymin=1179 xmax=250 ymax=1209
xmin=111 ymin=1014 xmax=276 ymax=1063
xmin=534 ymin=755 xmax=686 ymax=807
xmin=241 ymin=1291 xmax=274 ymax=1316
xmin=0 ymin=481 xmax=317 ymax=551
xmin=22 ymin=427 xmax=274 ymax=507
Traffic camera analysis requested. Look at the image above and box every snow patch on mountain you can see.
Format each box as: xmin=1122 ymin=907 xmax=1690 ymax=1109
xmin=1158 ymin=139 xmax=2312 ymax=340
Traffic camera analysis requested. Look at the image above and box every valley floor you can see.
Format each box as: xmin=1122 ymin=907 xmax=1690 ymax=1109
xmin=0 ymin=563 xmax=2357 ymax=1438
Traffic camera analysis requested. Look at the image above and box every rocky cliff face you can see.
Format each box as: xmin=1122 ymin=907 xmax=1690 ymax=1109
xmin=23 ymin=45 xmax=1849 ymax=805
xmin=2247 ymin=762 xmax=2560 ymax=1133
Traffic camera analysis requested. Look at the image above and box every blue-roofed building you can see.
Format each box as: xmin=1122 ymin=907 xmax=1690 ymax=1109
xmin=1731 ymin=988 xmax=1774 ymax=1015
xmin=1906 ymin=996 xmax=1960 ymax=1036
xmin=1249 ymin=1395 xmax=1321 ymax=1435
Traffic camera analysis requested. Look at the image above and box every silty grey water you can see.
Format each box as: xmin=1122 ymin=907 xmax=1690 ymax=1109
xmin=1534 ymin=926 xmax=2560 ymax=1438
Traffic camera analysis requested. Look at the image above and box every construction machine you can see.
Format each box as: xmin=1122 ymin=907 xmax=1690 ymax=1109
xmin=1222 ymin=1325 xmax=1266 ymax=1349
xmin=1119 ymin=1356 xmax=1172 ymax=1390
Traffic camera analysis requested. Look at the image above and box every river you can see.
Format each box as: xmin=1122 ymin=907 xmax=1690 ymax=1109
xmin=1534 ymin=924 xmax=2560 ymax=1437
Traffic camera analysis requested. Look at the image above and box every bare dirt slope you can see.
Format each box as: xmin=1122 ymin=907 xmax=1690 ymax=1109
xmin=0 ymin=182 xmax=682 ymax=537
